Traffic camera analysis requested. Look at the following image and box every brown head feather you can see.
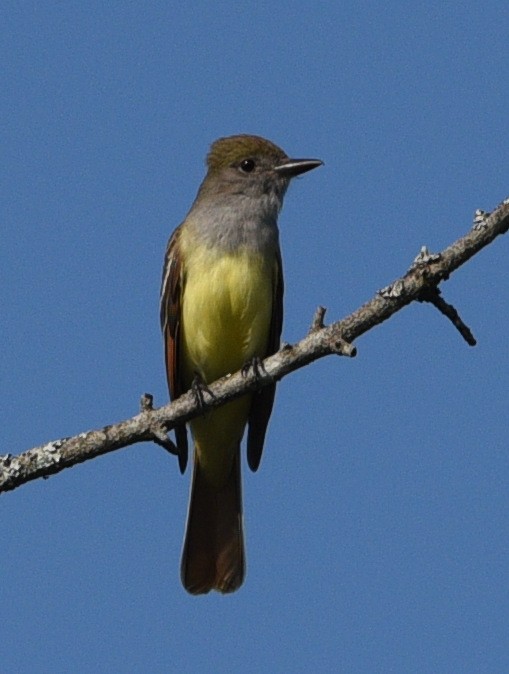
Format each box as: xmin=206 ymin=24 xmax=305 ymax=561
xmin=206 ymin=134 xmax=287 ymax=173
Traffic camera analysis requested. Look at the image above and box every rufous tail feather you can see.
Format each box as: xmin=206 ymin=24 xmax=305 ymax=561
xmin=180 ymin=448 xmax=244 ymax=594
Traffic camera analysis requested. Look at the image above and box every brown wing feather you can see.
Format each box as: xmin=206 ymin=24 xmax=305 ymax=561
xmin=246 ymin=248 xmax=284 ymax=472
xmin=160 ymin=225 xmax=188 ymax=473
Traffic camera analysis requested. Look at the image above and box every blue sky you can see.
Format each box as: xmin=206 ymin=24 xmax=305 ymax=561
xmin=2 ymin=2 xmax=508 ymax=672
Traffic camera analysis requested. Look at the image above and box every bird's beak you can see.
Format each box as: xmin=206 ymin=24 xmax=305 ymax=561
xmin=274 ymin=158 xmax=323 ymax=178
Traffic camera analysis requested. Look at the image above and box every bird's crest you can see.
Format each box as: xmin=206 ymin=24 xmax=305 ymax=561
xmin=206 ymin=134 xmax=286 ymax=172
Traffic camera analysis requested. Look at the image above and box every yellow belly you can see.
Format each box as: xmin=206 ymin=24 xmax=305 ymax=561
xmin=180 ymin=239 xmax=274 ymax=484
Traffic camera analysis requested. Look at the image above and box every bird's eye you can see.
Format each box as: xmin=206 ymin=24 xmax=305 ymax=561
xmin=240 ymin=158 xmax=255 ymax=173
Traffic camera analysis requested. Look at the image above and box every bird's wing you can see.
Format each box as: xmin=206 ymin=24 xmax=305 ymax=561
xmin=160 ymin=224 xmax=188 ymax=473
xmin=246 ymin=247 xmax=284 ymax=472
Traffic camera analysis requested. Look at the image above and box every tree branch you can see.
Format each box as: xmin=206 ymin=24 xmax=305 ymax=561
xmin=2 ymin=197 xmax=508 ymax=494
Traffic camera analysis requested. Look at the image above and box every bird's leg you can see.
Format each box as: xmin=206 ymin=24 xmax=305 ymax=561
xmin=241 ymin=356 xmax=267 ymax=382
xmin=191 ymin=372 xmax=215 ymax=413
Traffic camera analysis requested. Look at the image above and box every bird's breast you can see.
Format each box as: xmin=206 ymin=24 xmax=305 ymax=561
xmin=180 ymin=236 xmax=275 ymax=387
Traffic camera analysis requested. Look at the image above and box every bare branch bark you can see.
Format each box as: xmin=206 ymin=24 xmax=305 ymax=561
xmin=2 ymin=198 xmax=508 ymax=495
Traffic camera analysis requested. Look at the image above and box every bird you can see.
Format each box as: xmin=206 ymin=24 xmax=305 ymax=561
xmin=160 ymin=134 xmax=322 ymax=593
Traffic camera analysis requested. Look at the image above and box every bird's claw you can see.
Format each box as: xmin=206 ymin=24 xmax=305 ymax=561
xmin=191 ymin=373 xmax=215 ymax=412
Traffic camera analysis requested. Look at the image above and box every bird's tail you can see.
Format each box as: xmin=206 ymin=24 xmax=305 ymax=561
xmin=180 ymin=448 xmax=245 ymax=594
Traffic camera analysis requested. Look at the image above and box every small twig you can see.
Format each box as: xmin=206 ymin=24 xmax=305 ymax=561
xmin=151 ymin=428 xmax=179 ymax=455
xmin=140 ymin=393 xmax=154 ymax=411
xmin=310 ymin=306 xmax=356 ymax=355
xmin=141 ymin=392 xmax=178 ymax=454
xmin=310 ymin=306 xmax=327 ymax=332
xmin=418 ymin=287 xmax=477 ymax=346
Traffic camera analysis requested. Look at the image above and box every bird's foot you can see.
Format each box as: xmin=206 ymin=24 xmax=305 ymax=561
xmin=191 ymin=373 xmax=215 ymax=413
xmin=241 ymin=356 xmax=267 ymax=382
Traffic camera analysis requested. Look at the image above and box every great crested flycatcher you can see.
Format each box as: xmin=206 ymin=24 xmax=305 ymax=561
xmin=160 ymin=134 xmax=322 ymax=594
